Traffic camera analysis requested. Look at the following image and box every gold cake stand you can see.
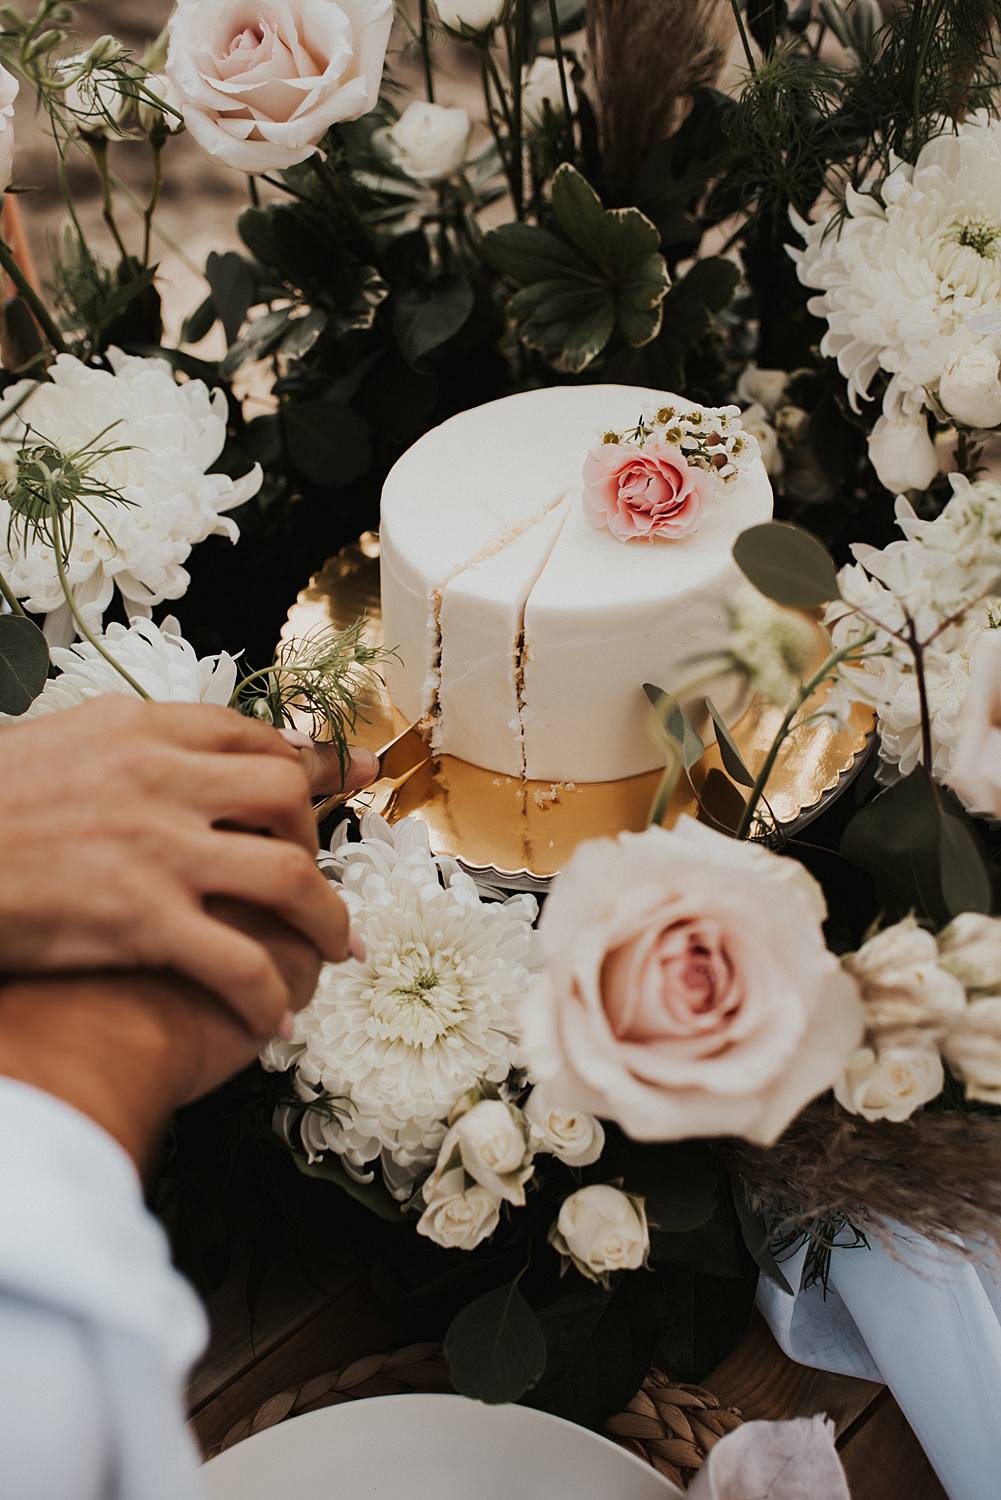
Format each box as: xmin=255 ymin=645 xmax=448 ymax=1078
xmin=284 ymin=532 xmax=874 ymax=891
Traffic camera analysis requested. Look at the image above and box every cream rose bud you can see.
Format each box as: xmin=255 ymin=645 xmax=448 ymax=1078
xmin=137 ymin=72 xmax=185 ymax=135
xmin=521 ymin=57 xmax=575 ymax=129
xmin=736 ymin=365 xmax=789 ymax=416
xmin=835 ymin=1038 xmax=944 ymax=1122
xmin=427 ymin=1099 xmax=533 ymax=1205
xmin=520 ymin=819 xmax=864 ymax=1146
xmin=523 ymin=1087 xmax=605 ymax=1168
xmin=417 ymin=1167 xmax=501 ymax=1250
xmin=435 ymin=0 xmax=507 ymax=32
xmin=166 ymin=0 xmax=393 ymax=175
xmin=943 ymin=997 xmax=1001 ymax=1105
xmin=380 ymin=101 xmax=470 ymax=183
xmin=867 ymin=413 xmax=939 ymax=494
xmin=939 ymin=346 xmax=1001 ymax=430
xmin=939 ymin=913 xmax=1001 ymax=992
xmin=550 ymin=1186 xmax=649 ymax=1283
xmin=844 ymin=915 xmax=966 ymax=1029
xmin=947 ymin=629 xmax=1001 ymax=818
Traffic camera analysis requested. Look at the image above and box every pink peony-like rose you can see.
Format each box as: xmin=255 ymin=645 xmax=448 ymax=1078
xmin=166 ymin=0 xmax=393 ymax=174
xmin=520 ymin=819 xmax=864 ymax=1145
xmin=582 ymin=436 xmax=711 ymax=541
xmin=948 ymin=628 xmax=1001 ymax=818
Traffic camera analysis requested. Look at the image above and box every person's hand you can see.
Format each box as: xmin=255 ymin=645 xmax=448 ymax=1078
xmin=0 ymin=697 xmax=377 ymax=1038
xmin=0 ymin=900 xmax=325 ymax=1171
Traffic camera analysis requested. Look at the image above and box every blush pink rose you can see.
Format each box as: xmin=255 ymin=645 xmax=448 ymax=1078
xmin=520 ymin=819 xmax=864 ymax=1145
xmin=582 ymin=437 xmax=711 ymax=541
xmin=948 ymin=628 xmax=1001 ymax=818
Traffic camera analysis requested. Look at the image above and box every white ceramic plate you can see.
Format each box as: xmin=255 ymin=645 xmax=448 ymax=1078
xmin=201 ymin=1393 xmax=681 ymax=1500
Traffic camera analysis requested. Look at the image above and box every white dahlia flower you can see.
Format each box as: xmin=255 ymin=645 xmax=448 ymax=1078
xmin=262 ymin=813 xmax=539 ymax=1190
xmin=790 ymin=112 xmax=1001 ymax=450
xmin=0 ymin=351 xmax=260 ymax=643
xmin=827 ymin=477 xmax=1001 ymax=788
xmin=8 ymin=615 xmax=239 ymax=719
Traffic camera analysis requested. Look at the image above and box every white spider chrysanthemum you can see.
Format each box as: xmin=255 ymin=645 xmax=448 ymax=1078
xmin=7 ymin=615 xmax=239 ymax=719
xmin=827 ymin=477 xmax=1001 ymax=787
xmin=262 ymin=814 xmax=539 ymax=1190
xmin=790 ymin=112 xmax=1001 ymax=423
xmin=0 ymin=350 xmax=261 ymax=642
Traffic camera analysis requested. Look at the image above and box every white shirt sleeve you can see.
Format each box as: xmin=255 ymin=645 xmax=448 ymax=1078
xmin=0 ymin=1077 xmax=209 ymax=1500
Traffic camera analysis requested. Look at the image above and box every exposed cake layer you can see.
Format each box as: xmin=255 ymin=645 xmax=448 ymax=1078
xmin=380 ymin=385 xmax=774 ymax=783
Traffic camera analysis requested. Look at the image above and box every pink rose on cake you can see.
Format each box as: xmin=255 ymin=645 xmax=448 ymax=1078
xmin=519 ymin=820 xmax=864 ymax=1145
xmin=583 ymin=436 xmax=711 ymax=541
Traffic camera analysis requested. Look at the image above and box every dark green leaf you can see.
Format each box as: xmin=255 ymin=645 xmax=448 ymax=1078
xmin=675 ymin=255 xmax=741 ymax=313
xmin=748 ymin=0 xmax=788 ymax=53
xmin=940 ymin=809 xmax=992 ymax=917
xmin=730 ymin=1181 xmax=794 ymax=1295
xmin=529 ymin=1275 xmax=664 ymax=1427
xmin=841 ymin=768 xmax=947 ymax=924
xmin=280 ymin=307 xmax=327 ymax=359
xmin=733 ymin=522 xmax=841 ymax=608
xmin=698 ymin=768 xmax=747 ymax=835
xmin=446 ymin=1280 xmax=546 ymax=1404
xmin=706 ymin=697 xmax=755 ymax=788
xmin=481 ymin=222 xmax=585 ymax=282
xmin=182 ymin=293 xmax=217 ymax=346
xmin=0 ymin=615 xmax=49 ymax=715
xmin=206 ymin=251 xmax=256 ymax=344
xmin=394 ymin=275 xmax=474 ymax=366
xmin=656 ymin=1265 xmax=756 ymax=1382
xmin=644 ymin=683 xmax=704 ymax=769
xmin=283 ymin=399 xmax=371 ymax=488
xmin=294 ymin=1153 xmax=403 ymax=1221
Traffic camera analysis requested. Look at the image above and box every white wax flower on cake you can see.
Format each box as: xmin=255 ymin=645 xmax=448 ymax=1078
xmin=0 ymin=351 xmax=260 ymax=642
xmin=261 ymin=814 xmax=539 ymax=1187
xmin=550 ymin=1185 xmax=649 ymax=1284
xmin=377 ymin=101 xmax=470 ymax=183
xmin=3 ymin=616 xmax=239 ymax=719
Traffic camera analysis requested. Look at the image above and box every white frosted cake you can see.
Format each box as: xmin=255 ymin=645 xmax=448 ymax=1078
xmin=380 ymin=385 xmax=773 ymax=783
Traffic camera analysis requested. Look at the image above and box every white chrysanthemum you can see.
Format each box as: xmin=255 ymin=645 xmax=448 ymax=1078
xmin=262 ymin=814 xmax=539 ymax=1185
xmin=827 ymin=478 xmax=1001 ymax=786
xmin=7 ymin=615 xmax=239 ymax=719
xmin=790 ymin=112 xmax=1001 ymax=423
xmin=0 ymin=350 xmax=261 ymax=643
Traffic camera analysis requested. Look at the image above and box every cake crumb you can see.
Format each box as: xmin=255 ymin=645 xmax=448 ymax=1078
xmin=532 ymin=783 xmax=563 ymax=809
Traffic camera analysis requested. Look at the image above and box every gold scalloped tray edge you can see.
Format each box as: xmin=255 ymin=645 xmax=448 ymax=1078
xmin=284 ymin=532 xmax=875 ymax=889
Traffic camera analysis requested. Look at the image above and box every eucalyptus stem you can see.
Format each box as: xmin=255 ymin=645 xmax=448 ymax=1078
xmin=48 ymin=501 xmax=151 ymax=700
xmin=0 ymin=569 xmax=26 ymax=617
xmin=905 ymin=614 xmax=935 ymax=775
xmin=728 ymin=0 xmax=757 ymax=73
xmin=0 ymin=234 xmax=67 ymax=353
xmin=735 ymin=636 xmax=875 ymax=840
xmin=418 ymin=0 xmax=436 ymax=102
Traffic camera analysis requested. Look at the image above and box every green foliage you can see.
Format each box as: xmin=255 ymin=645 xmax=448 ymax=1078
xmin=446 ymin=1279 xmax=547 ymax=1403
xmin=482 ymin=164 xmax=670 ymax=372
xmin=0 ymin=614 xmax=49 ymax=715
xmin=733 ymin=522 xmax=841 ymax=608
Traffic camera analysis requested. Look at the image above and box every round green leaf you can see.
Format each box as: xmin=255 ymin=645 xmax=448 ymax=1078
xmin=0 ymin=615 xmax=50 ymax=716
xmin=283 ymin=399 xmax=371 ymax=489
xmin=733 ymin=522 xmax=841 ymax=608
xmin=445 ymin=1280 xmax=546 ymax=1404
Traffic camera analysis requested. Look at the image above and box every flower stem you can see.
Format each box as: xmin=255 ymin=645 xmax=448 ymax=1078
xmin=507 ymin=0 xmax=528 ymax=219
xmin=735 ymin=636 xmax=874 ymax=840
xmin=905 ymin=613 xmax=935 ymax=775
xmin=0 ymin=234 xmax=67 ymax=354
xmin=546 ymin=0 xmax=575 ymax=158
xmin=0 ymin=569 xmax=26 ymax=617
xmin=418 ymin=0 xmax=436 ymax=102
xmin=48 ymin=500 xmax=151 ymax=700
xmin=728 ymin=0 xmax=757 ymax=73
xmin=142 ymin=138 xmax=164 ymax=268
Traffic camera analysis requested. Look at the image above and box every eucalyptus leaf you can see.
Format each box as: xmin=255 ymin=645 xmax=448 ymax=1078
xmin=940 ymin=809 xmax=992 ymax=917
xmin=283 ymin=399 xmax=371 ymax=488
xmin=206 ymin=250 xmax=255 ymax=344
xmin=705 ymin=697 xmax=755 ymax=788
xmin=0 ymin=615 xmax=49 ymax=716
xmin=445 ymin=1280 xmax=546 ymax=1404
xmin=182 ymin=293 xmax=217 ymax=346
xmin=644 ymin=682 xmax=704 ymax=768
xmin=840 ymin=768 xmax=947 ymax=924
xmin=394 ymin=274 xmax=474 ymax=366
xmin=733 ymin=523 xmax=841 ymax=608
xmin=528 ymin=1276 xmax=665 ymax=1427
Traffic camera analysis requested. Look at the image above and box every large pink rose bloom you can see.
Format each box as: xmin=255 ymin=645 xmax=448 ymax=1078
xmin=582 ymin=437 xmax=711 ymax=541
xmin=167 ymin=0 xmax=393 ymax=174
xmin=948 ymin=628 xmax=1001 ymax=817
xmin=520 ymin=820 xmax=864 ymax=1145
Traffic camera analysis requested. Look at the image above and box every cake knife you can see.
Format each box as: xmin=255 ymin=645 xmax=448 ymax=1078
xmin=311 ymin=721 xmax=430 ymax=823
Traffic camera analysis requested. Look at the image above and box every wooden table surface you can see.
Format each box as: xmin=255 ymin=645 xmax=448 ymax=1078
xmin=188 ymin=1257 xmax=947 ymax=1498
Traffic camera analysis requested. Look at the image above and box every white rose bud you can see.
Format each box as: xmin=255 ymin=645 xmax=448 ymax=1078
xmin=867 ymin=413 xmax=939 ymax=494
xmin=426 ymin=1099 xmax=533 ymax=1205
xmin=938 ymin=913 xmax=1001 ymax=993
xmin=524 ymin=1087 xmax=605 ymax=1168
xmin=435 ymin=0 xmax=507 ymax=32
xmin=844 ymin=916 xmax=966 ymax=1030
xmin=417 ymin=1167 xmax=501 ymax=1250
xmin=835 ymin=1038 xmax=944 ymax=1122
xmin=736 ymin=365 xmax=789 ymax=417
xmin=379 ymin=101 xmax=470 ymax=183
xmin=521 ymin=57 xmax=576 ymax=130
xmin=550 ymin=1185 xmax=649 ymax=1284
xmin=938 ymin=346 xmax=1001 ymax=431
xmin=943 ymin=997 xmax=1001 ymax=1106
